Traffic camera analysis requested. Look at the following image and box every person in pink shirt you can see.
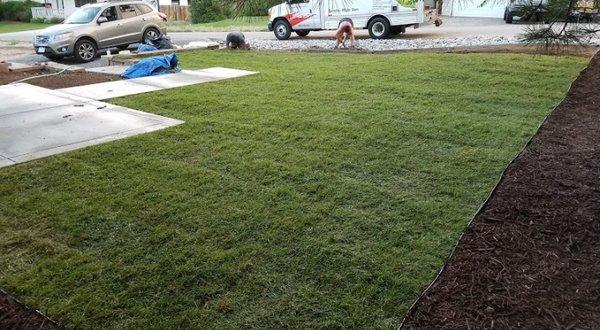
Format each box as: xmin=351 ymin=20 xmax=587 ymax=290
xmin=334 ymin=20 xmax=355 ymax=49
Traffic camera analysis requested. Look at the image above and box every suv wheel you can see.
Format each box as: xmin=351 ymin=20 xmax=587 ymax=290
xmin=274 ymin=20 xmax=292 ymax=40
xmin=143 ymin=28 xmax=160 ymax=43
xmin=74 ymin=39 xmax=97 ymax=63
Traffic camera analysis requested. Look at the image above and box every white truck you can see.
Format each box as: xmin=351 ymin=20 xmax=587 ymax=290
xmin=267 ymin=0 xmax=441 ymax=40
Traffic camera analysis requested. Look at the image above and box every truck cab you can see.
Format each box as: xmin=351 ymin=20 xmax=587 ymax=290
xmin=267 ymin=0 xmax=440 ymax=40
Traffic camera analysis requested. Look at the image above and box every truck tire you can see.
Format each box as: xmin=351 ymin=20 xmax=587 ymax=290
xmin=368 ymin=17 xmax=391 ymax=39
xmin=295 ymin=29 xmax=310 ymax=37
xmin=274 ymin=20 xmax=292 ymax=40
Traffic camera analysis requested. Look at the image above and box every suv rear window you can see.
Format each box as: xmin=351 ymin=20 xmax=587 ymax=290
xmin=135 ymin=4 xmax=153 ymax=14
xmin=118 ymin=4 xmax=138 ymax=18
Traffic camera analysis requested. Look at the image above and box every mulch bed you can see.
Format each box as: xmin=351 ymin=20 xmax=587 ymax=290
xmin=0 ymin=68 xmax=120 ymax=89
xmin=403 ymin=51 xmax=600 ymax=328
xmin=0 ymin=291 xmax=60 ymax=329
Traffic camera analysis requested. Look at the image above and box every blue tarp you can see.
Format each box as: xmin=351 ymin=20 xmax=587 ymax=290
xmin=137 ymin=44 xmax=158 ymax=52
xmin=121 ymin=54 xmax=179 ymax=79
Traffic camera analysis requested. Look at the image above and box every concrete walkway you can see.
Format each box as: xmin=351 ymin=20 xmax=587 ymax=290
xmin=59 ymin=67 xmax=256 ymax=100
xmin=0 ymin=84 xmax=183 ymax=167
xmin=0 ymin=67 xmax=256 ymax=168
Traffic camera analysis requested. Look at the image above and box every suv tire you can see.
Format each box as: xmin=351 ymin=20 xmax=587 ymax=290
xmin=368 ymin=17 xmax=391 ymax=39
xmin=143 ymin=27 xmax=160 ymax=43
xmin=73 ymin=38 xmax=97 ymax=63
xmin=274 ymin=20 xmax=292 ymax=40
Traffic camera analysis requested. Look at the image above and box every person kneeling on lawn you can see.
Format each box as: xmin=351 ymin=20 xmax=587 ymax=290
xmin=334 ymin=20 xmax=355 ymax=49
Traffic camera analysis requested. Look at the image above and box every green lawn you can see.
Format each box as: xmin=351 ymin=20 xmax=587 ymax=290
xmin=0 ymin=51 xmax=586 ymax=328
xmin=167 ymin=16 xmax=268 ymax=32
xmin=0 ymin=21 xmax=50 ymax=34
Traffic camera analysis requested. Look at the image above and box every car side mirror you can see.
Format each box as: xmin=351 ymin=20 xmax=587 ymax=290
xmin=97 ymin=16 xmax=108 ymax=24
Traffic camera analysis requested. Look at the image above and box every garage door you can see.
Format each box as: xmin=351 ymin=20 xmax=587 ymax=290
xmin=452 ymin=0 xmax=507 ymax=18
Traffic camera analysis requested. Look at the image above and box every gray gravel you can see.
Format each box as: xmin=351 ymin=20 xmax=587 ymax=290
xmin=248 ymin=33 xmax=600 ymax=51
xmin=249 ymin=35 xmax=521 ymax=51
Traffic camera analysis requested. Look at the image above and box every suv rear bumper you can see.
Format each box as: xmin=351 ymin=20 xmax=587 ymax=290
xmin=267 ymin=21 xmax=274 ymax=31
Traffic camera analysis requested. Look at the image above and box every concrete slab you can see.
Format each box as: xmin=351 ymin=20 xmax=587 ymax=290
xmin=0 ymin=83 xmax=90 ymax=116
xmin=196 ymin=67 xmax=258 ymax=79
xmin=86 ymin=65 xmax=128 ymax=76
xmin=0 ymin=83 xmax=183 ymax=168
xmin=58 ymin=67 xmax=257 ymax=100
xmin=132 ymin=70 xmax=218 ymax=89
xmin=58 ymin=79 xmax=162 ymax=100
xmin=0 ymin=155 xmax=15 ymax=167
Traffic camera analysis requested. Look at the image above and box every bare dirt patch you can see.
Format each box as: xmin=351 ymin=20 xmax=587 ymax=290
xmin=0 ymin=68 xmax=120 ymax=88
xmin=0 ymin=290 xmax=60 ymax=329
xmin=403 ymin=51 xmax=600 ymax=328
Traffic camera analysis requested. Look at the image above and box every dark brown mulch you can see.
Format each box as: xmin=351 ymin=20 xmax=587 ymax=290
xmin=0 ymin=291 xmax=61 ymax=329
xmin=0 ymin=69 xmax=120 ymax=89
xmin=403 ymin=51 xmax=600 ymax=328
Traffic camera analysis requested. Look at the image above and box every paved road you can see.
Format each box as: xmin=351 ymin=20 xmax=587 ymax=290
xmin=1 ymin=17 xmax=525 ymax=44
xmin=0 ymin=17 xmax=536 ymax=66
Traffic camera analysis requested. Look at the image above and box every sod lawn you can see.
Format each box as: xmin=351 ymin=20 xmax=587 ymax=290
xmin=0 ymin=51 xmax=586 ymax=328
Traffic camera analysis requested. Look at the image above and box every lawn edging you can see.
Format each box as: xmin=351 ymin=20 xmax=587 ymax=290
xmin=399 ymin=50 xmax=598 ymax=328
xmin=0 ymin=289 xmax=61 ymax=329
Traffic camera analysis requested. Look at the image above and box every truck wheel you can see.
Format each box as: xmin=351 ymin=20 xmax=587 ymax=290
xmin=73 ymin=38 xmax=97 ymax=63
xmin=295 ymin=30 xmax=310 ymax=37
xmin=274 ymin=20 xmax=292 ymax=40
xmin=368 ymin=17 xmax=391 ymax=39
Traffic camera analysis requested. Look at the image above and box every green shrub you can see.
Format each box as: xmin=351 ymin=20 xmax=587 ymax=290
xmin=30 ymin=16 xmax=45 ymax=23
xmin=1 ymin=0 xmax=42 ymax=22
xmin=45 ymin=16 xmax=63 ymax=23
xmin=221 ymin=3 xmax=233 ymax=18
xmin=189 ymin=0 xmax=224 ymax=23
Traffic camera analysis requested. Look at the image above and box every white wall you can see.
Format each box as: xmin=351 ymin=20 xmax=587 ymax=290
xmin=158 ymin=0 xmax=189 ymax=6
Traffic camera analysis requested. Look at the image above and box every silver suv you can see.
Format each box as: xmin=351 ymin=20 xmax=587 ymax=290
xmin=33 ymin=1 xmax=166 ymax=62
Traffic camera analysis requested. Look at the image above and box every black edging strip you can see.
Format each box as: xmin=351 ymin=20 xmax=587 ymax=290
xmin=397 ymin=57 xmax=591 ymax=329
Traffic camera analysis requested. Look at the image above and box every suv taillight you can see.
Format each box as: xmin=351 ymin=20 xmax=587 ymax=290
xmin=158 ymin=12 xmax=167 ymax=21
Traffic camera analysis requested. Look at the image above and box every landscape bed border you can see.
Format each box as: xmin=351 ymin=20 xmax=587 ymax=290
xmin=400 ymin=49 xmax=600 ymax=328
